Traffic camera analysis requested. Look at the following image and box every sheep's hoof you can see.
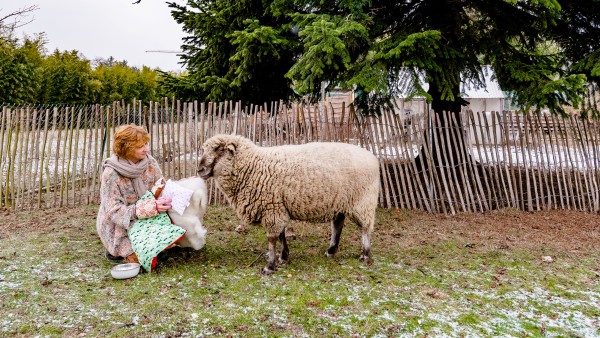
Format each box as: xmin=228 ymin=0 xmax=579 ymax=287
xmin=325 ymin=251 xmax=335 ymax=258
xmin=261 ymin=267 xmax=276 ymax=275
xmin=278 ymin=258 xmax=288 ymax=266
xmin=359 ymin=255 xmax=373 ymax=265
xmin=235 ymin=224 xmax=247 ymax=233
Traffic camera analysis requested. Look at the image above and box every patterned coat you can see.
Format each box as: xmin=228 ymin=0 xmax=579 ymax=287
xmin=96 ymin=156 xmax=163 ymax=258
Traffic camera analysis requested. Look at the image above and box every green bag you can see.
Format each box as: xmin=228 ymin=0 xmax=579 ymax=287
xmin=128 ymin=191 xmax=186 ymax=271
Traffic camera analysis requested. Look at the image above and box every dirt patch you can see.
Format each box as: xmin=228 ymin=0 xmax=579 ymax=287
xmin=0 ymin=206 xmax=97 ymax=237
xmin=2 ymin=205 xmax=598 ymax=256
xmin=373 ymin=208 xmax=600 ymax=258
xmin=451 ymin=209 xmax=600 ymax=254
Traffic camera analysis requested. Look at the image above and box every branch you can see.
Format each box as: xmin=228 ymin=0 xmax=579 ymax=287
xmin=0 ymin=5 xmax=39 ymax=33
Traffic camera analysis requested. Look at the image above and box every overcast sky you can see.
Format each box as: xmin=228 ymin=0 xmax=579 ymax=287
xmin=13 ymin=0 xmax=186 ymax=72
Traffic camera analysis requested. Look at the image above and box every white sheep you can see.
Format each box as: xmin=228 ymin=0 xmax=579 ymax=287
xmin=197 ymin=134 xmax=380 ymax=274
xmin=167 ymin=176 xmax=208 ymax=250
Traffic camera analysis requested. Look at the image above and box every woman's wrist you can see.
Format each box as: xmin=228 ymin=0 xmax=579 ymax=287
xmin=135 ymin=199 xmax=159 ymax=219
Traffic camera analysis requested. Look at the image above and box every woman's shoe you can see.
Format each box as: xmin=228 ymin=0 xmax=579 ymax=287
xmin=105 ymin=250 xmax=122 ymax=261
xmin=124 ymin=253 xmax=139 ymax=264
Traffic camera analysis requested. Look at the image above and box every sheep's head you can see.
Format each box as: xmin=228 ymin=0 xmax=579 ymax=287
xmin=197 ymin=134 xmax=239 ymax=180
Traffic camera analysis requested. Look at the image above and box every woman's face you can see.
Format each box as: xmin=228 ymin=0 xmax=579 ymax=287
xmin=128 ymin=143 xmax=149 ymax=163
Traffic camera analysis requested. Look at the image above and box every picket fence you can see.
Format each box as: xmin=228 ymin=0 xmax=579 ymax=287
xmin=1 ymin=99 xmax=599 ymax=214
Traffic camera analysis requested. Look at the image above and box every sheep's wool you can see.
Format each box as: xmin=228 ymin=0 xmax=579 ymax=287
xmin=198 ymin=134 xmax=380 ymax=273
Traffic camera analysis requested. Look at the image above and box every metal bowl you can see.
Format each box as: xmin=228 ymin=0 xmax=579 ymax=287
xmin=110 ymin=263 xmax=141 ymax=279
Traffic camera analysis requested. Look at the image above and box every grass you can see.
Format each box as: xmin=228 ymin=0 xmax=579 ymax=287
xmin=0 ymin=204 xmax=599 ymax=337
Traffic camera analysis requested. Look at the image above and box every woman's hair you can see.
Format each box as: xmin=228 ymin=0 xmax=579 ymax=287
xmin=112 ymin=124 xmax=150 ymax=158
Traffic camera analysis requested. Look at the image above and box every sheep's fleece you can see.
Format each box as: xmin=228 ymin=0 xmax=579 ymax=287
xmin=197 ymin=134 xmax=380 ymax=274
xmin=167 ymin=176 xmax=208 ymax=250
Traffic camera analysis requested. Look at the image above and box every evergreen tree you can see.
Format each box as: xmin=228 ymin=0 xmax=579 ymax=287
xmin=167 ymin=1 xmax=594 ymax=114
xmin=0 ymin=6 xmax=164 ymax=106
xmin=37 ymin=50 xmax=92 ymax=104
xmin=168 ymin=0 xmax=594 ymax=178
xmin=554 ymin=0 xmax=600 ymax=83
xmin=165 ymin=0 xmax=299 ymax=103
xmin=553 ymin=0 xmax=600 ymax=117
xmin=90 ymin=59 xmax=160 ymax=104
xmin=0 ymin=36 xmax=44 ymax=103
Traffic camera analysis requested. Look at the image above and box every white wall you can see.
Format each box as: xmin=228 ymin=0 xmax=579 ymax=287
xmin=466 ymin=98 xmax=504 ymax=113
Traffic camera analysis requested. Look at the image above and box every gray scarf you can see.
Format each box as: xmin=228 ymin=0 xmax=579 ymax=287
xmin=103 ymin=154 xmax=153 ymax=198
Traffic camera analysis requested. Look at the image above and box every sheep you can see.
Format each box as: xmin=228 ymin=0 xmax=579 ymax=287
xmin=197 ymin=134 xmax=380 ymax=274
xmin=167 ymin=176 xmax=208 ymax=250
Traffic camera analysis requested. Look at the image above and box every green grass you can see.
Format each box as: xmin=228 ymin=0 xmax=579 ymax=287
xmin=0 ymin=205 xmax=599 ymax=337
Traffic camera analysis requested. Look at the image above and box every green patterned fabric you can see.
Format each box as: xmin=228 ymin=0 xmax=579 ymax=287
xmin=128 ymin=191 xmax=186 ymax=271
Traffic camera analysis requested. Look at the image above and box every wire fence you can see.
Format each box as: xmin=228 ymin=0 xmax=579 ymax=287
xmin=1 ymin=98 xmax=599 ymax=214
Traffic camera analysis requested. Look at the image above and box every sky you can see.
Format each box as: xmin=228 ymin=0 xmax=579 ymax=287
xmin=13 ymin=0 xmax=186 ymax=72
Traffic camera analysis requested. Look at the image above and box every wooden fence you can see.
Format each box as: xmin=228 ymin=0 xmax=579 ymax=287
xmin=1 ymin=99 xmax=599 ymax=214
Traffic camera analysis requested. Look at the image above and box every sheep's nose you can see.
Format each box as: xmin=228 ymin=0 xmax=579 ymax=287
xmin=197 ymin=158 xmax=206 ymax=172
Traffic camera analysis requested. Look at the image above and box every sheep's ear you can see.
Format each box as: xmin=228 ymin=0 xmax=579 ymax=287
xmin=215 ymin=143 xmax=227 ymax=156
xmin=226 ymin=143 xmax=236 ymax=154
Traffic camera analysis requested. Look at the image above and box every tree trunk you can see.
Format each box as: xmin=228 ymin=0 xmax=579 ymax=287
xmin=415 ymin=81 xmax=470 ymax=174
xmin=406 ymin=80 xmax=482 ymax=213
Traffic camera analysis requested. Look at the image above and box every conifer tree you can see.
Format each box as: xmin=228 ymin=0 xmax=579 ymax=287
xmin=165 ymin=0 xmax=299 ymax=103
xmin=167 ymin=1 xmax=592 ymax=113
xmin=166 ymin=1 xmax=597 ymax=184
xmin=552 ymin=0 xmax=600 ymax=117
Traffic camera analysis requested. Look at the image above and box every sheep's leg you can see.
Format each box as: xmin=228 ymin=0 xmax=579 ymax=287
xmin=278 ymin=230 xmax=289 ymax=265
xmin=359 ymin=232 xmax=372 ymax=263
xmin=284 ymin=226 xmax=296 ymax=240
xmin=263 ymin=214 xmax=288 ymax=274
xmin=359 ymin=219 xmax=374 ymax=264
xmin=263 ymin=234 xmax=278 ymax=275
xmin=326 ymin=213 xmax=345 ymax=258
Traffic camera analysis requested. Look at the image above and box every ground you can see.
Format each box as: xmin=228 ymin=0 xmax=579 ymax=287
xmin=2 ymin=205 xmax=597 ymax=257
xmin=0 ymin=204 xmax=599 ymax=337
xmin=387 ymin=208 xmax=600 ymax=257
xmin=1 ymin=205 xmax=599 ymax=280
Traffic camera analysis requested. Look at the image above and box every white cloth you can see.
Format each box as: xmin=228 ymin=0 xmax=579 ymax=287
xmin=158 ymin=179 xmax=194 ymax=215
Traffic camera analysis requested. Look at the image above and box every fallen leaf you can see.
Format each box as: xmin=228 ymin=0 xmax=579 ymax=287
xmin=425 ymin=289 xmax=447 ymax=299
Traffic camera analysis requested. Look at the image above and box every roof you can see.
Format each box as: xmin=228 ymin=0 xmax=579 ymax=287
xmin=461 ymin=68 xmax=504 ymax=99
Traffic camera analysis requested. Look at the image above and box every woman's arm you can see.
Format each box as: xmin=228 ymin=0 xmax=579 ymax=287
xmin=100 ymin=168 xmax=139 ymax=230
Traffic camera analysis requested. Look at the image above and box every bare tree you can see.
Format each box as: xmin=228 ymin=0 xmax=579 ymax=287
xmin=0 ymin=5 xmax=39 ymax=38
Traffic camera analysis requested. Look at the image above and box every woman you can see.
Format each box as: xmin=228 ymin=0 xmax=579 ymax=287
xmin=96 ymin=124 xmax=172 ymax=264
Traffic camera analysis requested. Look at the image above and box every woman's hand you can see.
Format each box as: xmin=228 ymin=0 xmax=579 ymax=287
xmin=156 ymin=198 xmax=172 ymax=213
